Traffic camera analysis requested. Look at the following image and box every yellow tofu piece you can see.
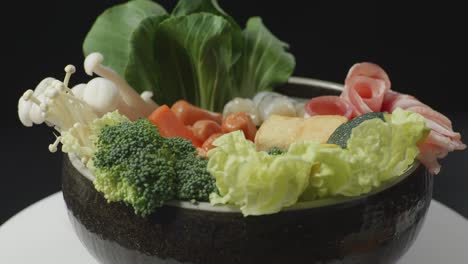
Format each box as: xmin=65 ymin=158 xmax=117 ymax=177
xmin=255 ymin=115 xmax=304 ymax=151
xmin=296 ymin=115 xmax=348 ymax=143
xmin=255 ymin=115 xmax=347 ymax=151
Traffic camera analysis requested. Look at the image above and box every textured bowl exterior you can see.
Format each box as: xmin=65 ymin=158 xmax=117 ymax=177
xmin=62 ymin=79 xmax=434 ymax=264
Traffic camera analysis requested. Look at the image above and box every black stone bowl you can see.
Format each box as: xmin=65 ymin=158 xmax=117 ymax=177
xmin=62 ymin=77 xmax=433 ymax=264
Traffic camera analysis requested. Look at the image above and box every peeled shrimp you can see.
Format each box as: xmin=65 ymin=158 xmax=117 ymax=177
xmin=295 ymin=101 xmax=308 ymax=118
xmin=223 ymin=97 xmax=261 ymax=126
xmin=254 ymin=92 xmax=297 ymax=121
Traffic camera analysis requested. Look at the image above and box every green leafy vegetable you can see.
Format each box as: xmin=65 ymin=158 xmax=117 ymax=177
xmin=83 ymin=0 xmax=167 ymax=77
xmin=234 ymin=17 xmax=295 ymax=98
xmin=303 ymin=108 xmax=429 ymax=199
xmin=125 ymin=15 xmax=169 ymax=103
xmin=83 ymin=0 xmax=295 ymax=112
xmin=300 ymin=146 xmax=351 ymax=200
xmin=207 ymin=131 xmax=318 ymax=216
xmin=151 ymin=13 xmax=239 ymax=111
xmin=172 ymin=0 xmax=240 ymax=29
xmin=207 ymin=109 xmax=429 ymax=215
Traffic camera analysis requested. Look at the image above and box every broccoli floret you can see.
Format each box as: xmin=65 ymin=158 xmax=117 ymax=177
xmin=164 ymin=137 xmax=217 ymax=202
xmin=93 ymin=119 xmax=176 ymax=217
xmin=163 ymin=137 xmax=196 ymax=160
xmin=267 ymin=147 xmax=286 ymax=155
xmin=175 ymin=155 xmax=217 ymax=202
xmin=92 ymin=118 xmax=218 ymax=217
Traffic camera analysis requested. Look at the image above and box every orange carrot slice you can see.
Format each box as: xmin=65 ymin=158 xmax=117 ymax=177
xmin=201 ymin=133 xmax=224 ymax=154
xmin=149 ymin=105 xmax=202 ymax=147
xmin=192 ymin=120 xmax=222 ymax=142
xmin=221 ymin=112 xmax=257 ymax=141
xmin=171 ymin=100 xmax=223 ymax=125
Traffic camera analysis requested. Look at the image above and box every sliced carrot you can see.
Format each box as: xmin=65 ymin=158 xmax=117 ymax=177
xmin=186 ymin=125 xmax=194 ymax=136
xmin=171 ymin=100 xmax=223 ymax=125
xmin=192 ymin=120 xmax=222 ymax=142
xmin=201 ymin=133 xmax=224 ymax=154
xmin=221 ymin=112 xmax=257 ymax=141
xmin=149 ymin=105 xmax=202 ymax=147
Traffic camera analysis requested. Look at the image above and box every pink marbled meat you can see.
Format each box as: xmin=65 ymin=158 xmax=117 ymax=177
xmin=376 ymin=87 xmax=465 ymax=174
xmin=417 ymin=141 xmax=449 ymax=175
xmin=304 ymin=61 xmax=465 ymax=174
xmin=345 ymin=62 xmax=391 ymax=91
xmin=305 ymin=96 xmax=353 ymax=119
xmin=406 ymin=105 xmax=452 ymax=130
xmin=341 ymin=63 xmax=391 ymax=117
xmin=382 ymin=91 xmax=427 ymax=112
xmin=339 ymin=62 xmax=466 ymax=174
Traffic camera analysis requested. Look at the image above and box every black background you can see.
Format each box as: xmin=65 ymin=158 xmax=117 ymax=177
xmin=1 ymin=0 xmax=467 ymax=225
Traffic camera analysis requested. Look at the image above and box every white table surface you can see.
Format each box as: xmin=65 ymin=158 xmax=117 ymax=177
xmin=1 ymin=192 xmax=467 ymax=264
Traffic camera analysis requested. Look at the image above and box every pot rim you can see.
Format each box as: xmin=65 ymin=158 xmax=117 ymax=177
xmin=67 ymin=76 xmax=421 ymax=214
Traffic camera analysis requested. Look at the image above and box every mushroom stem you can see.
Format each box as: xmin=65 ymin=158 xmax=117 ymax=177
xmin=63 ymin=65 xmax=76 ymax=88
xmin=49 ymin=135 xmax=62 ymax=153
xmin=115 ymin=100 xmax=140 ymax=121
xmin=97 ymin=65 xmax=153 ymax=114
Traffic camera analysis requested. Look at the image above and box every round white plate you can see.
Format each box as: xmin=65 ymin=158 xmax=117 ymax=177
xmin=0 ymin=192 xmax=467 ymax=263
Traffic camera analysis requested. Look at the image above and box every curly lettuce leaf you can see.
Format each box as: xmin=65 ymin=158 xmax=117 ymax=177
xmin=383 ymin=107 xmax=430 ymax=178
xmin=207 ymin=131 xmax=318 ymax=216
xmin=207 ymin=109 xmax=428 ymax=215
xmin=83 ymin=0 xmax=167 ymax=78
xmin=301 ymin=146 xmax=352 ymax=200
xmin=302 ymin=108 xmax=429 ymax=199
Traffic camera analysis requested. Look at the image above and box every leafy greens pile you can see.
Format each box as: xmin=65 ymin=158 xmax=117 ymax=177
xmin=83 ymin=0 xmax=295 ymax=112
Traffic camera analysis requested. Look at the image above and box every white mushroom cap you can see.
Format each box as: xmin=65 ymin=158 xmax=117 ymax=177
xmin=64 ymin=65 xmax=76 ymax=74
xmin=82 ymin=78 xmax=120 ymax=114
xmin=71 ymin=83 xmax=87 ymax=99
xmin=140 ymin=91 xmax=154 ymax=102
xmin=63 ymin=65 xmax=76 ymax=88
xmin=17 ymin=77 xmax=57 ymax=127
xmin=18 ymin=98 xmax=33 ymax=127
xmin=84 ymin=53 xmax=104 ymax=76
xmin=140 ymin=91 xmax=159 ymax=109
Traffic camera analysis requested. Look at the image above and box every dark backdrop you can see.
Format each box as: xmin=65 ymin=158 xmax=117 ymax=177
xmin=1 ymin=0 xmax=467 ymax=225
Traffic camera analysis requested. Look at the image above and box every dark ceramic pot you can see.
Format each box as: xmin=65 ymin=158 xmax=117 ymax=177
xmin=62 ymin=77 xmax=433 ymax=264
